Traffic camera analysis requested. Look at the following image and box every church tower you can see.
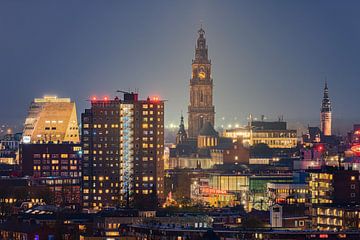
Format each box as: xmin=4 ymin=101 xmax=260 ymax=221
xmin=188 ymin=27 xmax=215 ymax=138
xmin=176 ymin=114 xmax=187 ymax=144
xmin=320 ymin=81 xmax=332 ymax=136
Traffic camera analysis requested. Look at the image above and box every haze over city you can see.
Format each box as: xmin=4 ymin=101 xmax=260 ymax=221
xmin=1 ymin=1 xmax=360 ymax=133
xmin=3 ymin=1 xmax=360 ymax=239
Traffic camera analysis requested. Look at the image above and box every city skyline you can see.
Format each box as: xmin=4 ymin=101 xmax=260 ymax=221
xmin=1 ymin=1 xmax=360 ymax=131
xmin=2 ymin=2 xmax=360 ymax=238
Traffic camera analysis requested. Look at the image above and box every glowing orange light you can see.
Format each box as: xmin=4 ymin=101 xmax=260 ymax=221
xmin=355 ymin=130 xmax=360 ymax=135
xmin=152 ymin=96 xmax=160 ymax=102
xmin=92 ymin=96 xmax=97 ymax=101
xmin=351 ymin=144 xmax=360 ymax=154
xmin=104 ymin=96 xmax=108 ymax=101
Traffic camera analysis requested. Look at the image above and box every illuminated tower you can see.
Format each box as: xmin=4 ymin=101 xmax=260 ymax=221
xmin=188 ymin=27 xmax=215 ymax=138
xmin=320 ymin=81 xmax=332 ymax=136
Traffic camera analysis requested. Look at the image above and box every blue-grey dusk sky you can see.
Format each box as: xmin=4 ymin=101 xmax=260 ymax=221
xmin=1 ymin=1 xmax=360 ymax=132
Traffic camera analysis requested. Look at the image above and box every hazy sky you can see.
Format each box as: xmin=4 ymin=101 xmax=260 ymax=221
xmin=1 ymin=1 xmax=360 ymax=129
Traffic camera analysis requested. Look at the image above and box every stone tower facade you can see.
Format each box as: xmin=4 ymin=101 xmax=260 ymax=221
xmin=188 ymin=28 xmax=215 ymax=138
xmin=320 ymin=81 xmax=332 ymax=136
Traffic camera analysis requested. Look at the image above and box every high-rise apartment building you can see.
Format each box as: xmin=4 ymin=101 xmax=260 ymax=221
xmin=81 ymin=93 xmax=164 ymax=210
xmin=22 ymin=96 xmax=79 ymax=144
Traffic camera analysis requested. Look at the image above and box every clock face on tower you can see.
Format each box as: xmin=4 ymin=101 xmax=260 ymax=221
xmin=199 ymin=70 xmax=206 ymax=79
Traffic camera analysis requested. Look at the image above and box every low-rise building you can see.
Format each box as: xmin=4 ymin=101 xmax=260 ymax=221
xmin=267 ymin=183 xmax=309 ymax=205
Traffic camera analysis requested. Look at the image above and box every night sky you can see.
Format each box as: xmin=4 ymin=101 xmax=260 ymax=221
xmin=1 ymin=1 xmax=360 ymax=132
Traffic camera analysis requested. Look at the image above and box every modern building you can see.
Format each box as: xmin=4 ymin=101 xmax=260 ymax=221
xmin=223 ymin=119 xmax=297 ymax=149
xmin=188 ymin=27 xmax=215 ymax=138
xmin=267 ymin=183 xmax=309 ymax=205
xmin=312 ymin=204 xmax=360 ymax=231
xmin=309 ymin=167 xmax=360 ymax=205
xmin=320 ymin=82 xmax=332 ymax=136
xmin=81 ymin=92 xmax=164 ymax=210
xmin=20 ymin=143 xmax=83 ymax=207
xmin=22 ymin=96 xmax=80 ymax=144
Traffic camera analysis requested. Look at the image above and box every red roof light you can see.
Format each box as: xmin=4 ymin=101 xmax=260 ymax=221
xmin=152 ymin=96 xmax=160 ymax=102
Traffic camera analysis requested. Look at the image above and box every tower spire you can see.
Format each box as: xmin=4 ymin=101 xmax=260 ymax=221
xmin=176 ymin=112 xmax=187 ymax=144
xmin=320 ymin=80 xmax=332 ymax=136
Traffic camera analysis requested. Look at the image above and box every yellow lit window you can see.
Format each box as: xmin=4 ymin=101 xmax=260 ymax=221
xmin=73 ymin=146 xmax=81 ymax=151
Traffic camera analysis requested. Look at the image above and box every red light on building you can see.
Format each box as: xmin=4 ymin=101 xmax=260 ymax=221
xmin=351 ymin=144 xmax=360 ymax=156
xmin=355 ymin=130 xmax=360 ymax=135
xmin=319 ymin=234 xmax=328 ymax=239
xmin=92 ymin=96 xmax=97 ymax=101
xmin=316 ymin=144 xmax=324 ymax=152
xmin=104 ymin=96 xmax=108 ymax=101
xmin=152 ymin=96 xmax=160 ymax=102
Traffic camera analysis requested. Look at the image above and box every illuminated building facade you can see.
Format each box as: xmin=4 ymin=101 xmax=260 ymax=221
xmin=0 ymin=133 xmax=21 ymax=164
xmin=20 ymin=143 xmax=82 ymax=207
xmin=309 ymin=167 xmax=360 ymax=205
xmin=312 ymin=205 xmax=360 ymax=231
xmin=188 ymin=27 xmax=215 ymax=138
xmin=22 ymin=96 xmax=79 ymax=143
xmin=223 ymin=120 xmax=297 ymax=148
xmin=348 ymin=124 xmax=360 ymax=156
xmin=320 ymin=82 xmax=332 ymax=136
xmin=267 ymin=183 xmax=309 ymax=205
xmin=81 ymin=93 xmax=164 ymax=210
